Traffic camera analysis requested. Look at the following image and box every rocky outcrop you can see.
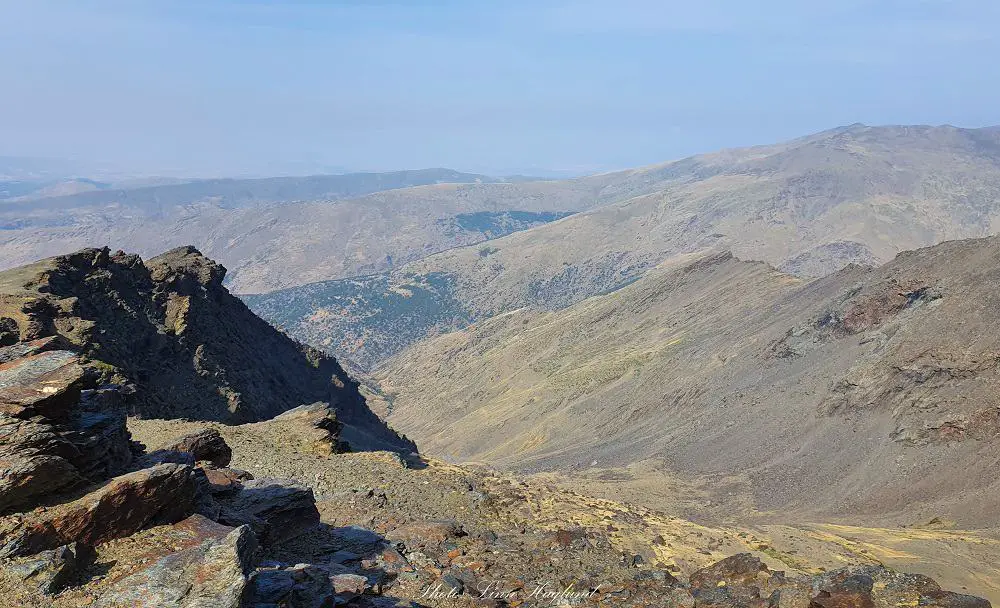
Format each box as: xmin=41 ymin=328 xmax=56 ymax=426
xmin=0 ymin=246 xmax=414 ymax=453
xmin=216 ymin=479 xmax=320 ymax=547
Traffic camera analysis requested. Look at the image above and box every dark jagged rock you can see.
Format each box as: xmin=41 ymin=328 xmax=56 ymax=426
xmin=0 ymin=246 xmax=415 ymax=453
xmin=216 ymin=478 xmax=320 ymax=547
xmin=93 ymin=524 xmax=256 ymax=608
xmin=64 ymin=408 xmax=133 ymax=481
xmin=0 ymin=369 xmax=133 ymax=514
xmin=0 ymin=414 xmax=83 ymax=512
xmin=0 ymin=463 xmax=197 ymax=558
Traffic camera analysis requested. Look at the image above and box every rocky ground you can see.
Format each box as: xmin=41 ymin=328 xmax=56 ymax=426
xmin=0 ymin=337 xmax=990 ymax=607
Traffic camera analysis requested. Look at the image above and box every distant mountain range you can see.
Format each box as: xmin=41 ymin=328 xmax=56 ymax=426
xmin=0 ymin=168 xmax=573 ymax=291
xmin=246 ymin=124 xmax=1000 ymax=367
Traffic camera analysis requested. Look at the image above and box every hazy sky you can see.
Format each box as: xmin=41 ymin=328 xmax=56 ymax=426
xmin=2 ymin=0 xmax=998 ymax=176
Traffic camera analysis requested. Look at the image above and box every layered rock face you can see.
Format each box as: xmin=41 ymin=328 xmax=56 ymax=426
xmin=0 ymin=246 xmax=413 ymax=452
xmin=0 ymin=339 xmax=132 ymax=513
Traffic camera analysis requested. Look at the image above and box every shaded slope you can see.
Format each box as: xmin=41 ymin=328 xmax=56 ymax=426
xmin=0 ymin=246 xmax=414 ymax=452
xmin=376 ymin=236 xmax=1000 ymax=526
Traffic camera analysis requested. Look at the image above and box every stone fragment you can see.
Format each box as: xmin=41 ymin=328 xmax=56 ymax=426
xmin=1 ymin=542 xmax=80 ymax=595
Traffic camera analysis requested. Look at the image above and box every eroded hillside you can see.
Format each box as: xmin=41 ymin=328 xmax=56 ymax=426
xmin=375 ymin=235 xmax=1000 ymax=530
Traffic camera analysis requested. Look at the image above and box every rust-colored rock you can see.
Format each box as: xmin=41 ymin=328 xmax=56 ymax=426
xmin=0 ymin=463 xmax=197 ymax=558
xmin=93 ymin=524 xmax=255 ymax=608
xmin=201 ymin=465 xmax=252 ymax=493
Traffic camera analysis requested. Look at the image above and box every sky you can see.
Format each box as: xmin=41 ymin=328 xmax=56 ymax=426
xmin=1 ymin=0 xmax=999 ymax=177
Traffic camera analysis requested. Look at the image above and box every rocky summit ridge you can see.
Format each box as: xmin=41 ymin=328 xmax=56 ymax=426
xmin=0 ymin=245 xmax=413 ymax=452
xmin=0 ymin=247 xmax=993 ymax=607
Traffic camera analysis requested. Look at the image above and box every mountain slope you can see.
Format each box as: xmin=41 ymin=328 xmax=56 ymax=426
xmin=0 ymin=246 xmax=414 ymax=452
xmin=247 ymin=124 xmax=1000 ymax=366
xmin=375 ymin=235 xmax=1000 ymax=527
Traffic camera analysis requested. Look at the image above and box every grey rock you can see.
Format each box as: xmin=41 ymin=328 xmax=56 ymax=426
xmin=2 ymin=543 xmax=80 ymax=595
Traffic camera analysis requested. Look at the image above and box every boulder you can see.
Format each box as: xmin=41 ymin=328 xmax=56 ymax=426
xmin=0 ymin=350 xmax=85 ymax=418
xmin=64 ymin=409 xmax=133 ymax=481
xmin=0 ymin=463 xmax=197 ymax=557
xmin=690 ymin=553 xmax=770 ymax=592
xmin=387 ymin=519 xmax=466 ymax=548
xmin=216 ymin=478 xmax=320 ymax=546
xmin=156 ymin=428 xmax=232 ymax=466
xmin=689 ymin=553 xmax=775 ymax=608
xmin=94 ymin=524 xmax=256 ymax=608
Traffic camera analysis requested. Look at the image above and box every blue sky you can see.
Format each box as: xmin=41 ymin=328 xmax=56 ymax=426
xmin=1 ymin=0 xmax=998 ymax=176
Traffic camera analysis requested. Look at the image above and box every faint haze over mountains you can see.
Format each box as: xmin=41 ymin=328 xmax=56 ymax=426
xmin=1 ymin=0 xmax=999 ymax=176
